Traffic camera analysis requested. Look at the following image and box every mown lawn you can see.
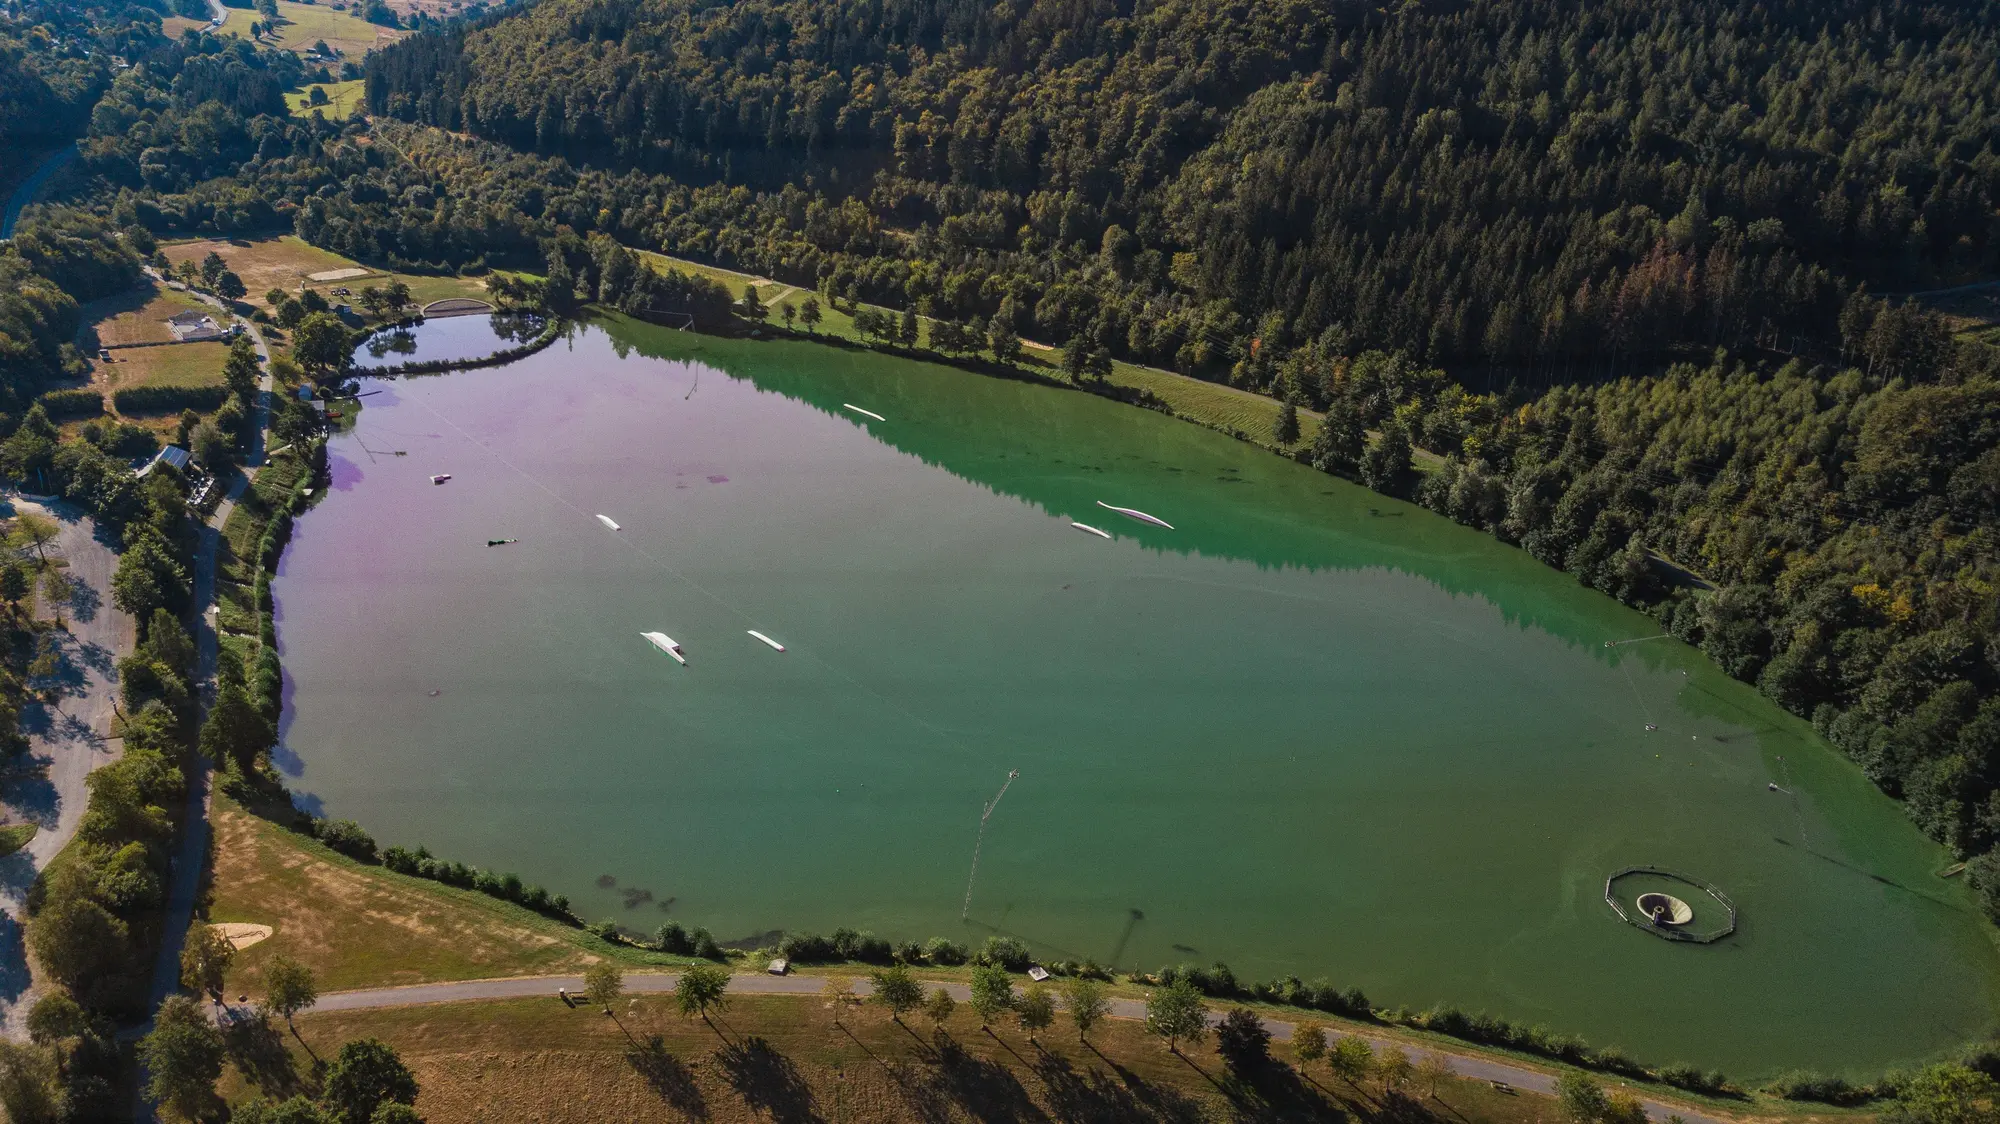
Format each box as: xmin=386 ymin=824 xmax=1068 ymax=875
xmin=115 ymin=341 xmax=230 ymax=393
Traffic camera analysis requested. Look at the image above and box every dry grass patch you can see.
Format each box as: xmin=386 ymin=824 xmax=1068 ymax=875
xmin=207 ymin=798 xmax=600 ymax=996
xmin=162 ymin=236 xmax=490 ymax=316
xmin=222 ymin=994 xmax=1576 ymax=1124
xmin=163 ymin=236 xmax=373 ymax=310
xmin=161 ymin=15 xmax=212 ymax=38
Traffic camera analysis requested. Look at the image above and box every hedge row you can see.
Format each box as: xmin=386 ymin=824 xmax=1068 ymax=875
xmin=1127 ymin=959 xmax=1740 ymax=1096
xmin=37 ymin=389 xmax=105 ymax=419
xmin=112 ymin=384 xmax=228 ymax=414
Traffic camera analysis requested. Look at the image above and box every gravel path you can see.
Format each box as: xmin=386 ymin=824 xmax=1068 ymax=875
xmin=0 ymin=499 xmax=136 ymax=1033
xmin=273 ymin=971 xmax=1728 ymax=1124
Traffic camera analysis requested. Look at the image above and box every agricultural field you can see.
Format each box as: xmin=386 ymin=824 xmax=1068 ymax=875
xmin=218 ymin=0 xmax=405 ymax=59
xmin=163 ymin=236 xmax=374 ymax=309
xmin=162 ymin=236 xmax=490 ymax=316
xmin=285 ymin=78 xmax=366 ymax=118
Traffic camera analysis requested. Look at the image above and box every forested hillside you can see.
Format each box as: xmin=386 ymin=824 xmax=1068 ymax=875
xmin=0 ymin=0 xmax=179 ymax=155
xmin=349 ymin=0 xmax=2000 ymax=910
xmin=366 ymin=0 xmax=2000 ymax=374
xmin=13 ymin=0 xmax=2000 ymax=926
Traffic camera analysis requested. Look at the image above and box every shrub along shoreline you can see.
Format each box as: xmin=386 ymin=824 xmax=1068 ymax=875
xmin=204 ymin=278 xmax=1982 ymax=1105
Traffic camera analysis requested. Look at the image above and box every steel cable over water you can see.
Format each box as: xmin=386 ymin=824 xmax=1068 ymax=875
xmin=391 ymin=376 xmax=1003 ymax=775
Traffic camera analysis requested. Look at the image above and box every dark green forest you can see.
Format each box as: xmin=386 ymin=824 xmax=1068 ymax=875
xmin=349 ymin=0 xmax=2000 ymax=910
xmin=7 ymin=0 xmax=2000 ymax=1034
xmin=363 ymin=0 xmax=2000 ymax=374
xmin=0 ymin=0 xmax=182 ymax=155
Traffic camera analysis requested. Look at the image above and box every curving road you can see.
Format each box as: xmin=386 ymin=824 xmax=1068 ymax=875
xmin=1 ymin=145 xmax=79 ymax=241
xmin=0 ymin=499 xmax=136 ymax=1034
xmin=272 ymin=971 xmax=1728 ymax=1124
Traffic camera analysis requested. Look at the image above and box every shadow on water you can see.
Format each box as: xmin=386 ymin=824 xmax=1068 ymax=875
xmin=595 ymin=318 xmax=1661 ymax=659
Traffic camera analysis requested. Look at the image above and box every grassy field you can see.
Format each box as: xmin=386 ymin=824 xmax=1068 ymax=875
xmin=285 ymin=78 xmax=366 ymax=118
xmin=207 ymin=798 xmax=614 ymax=995
xmin=0 ymin=823 xmax=36 ymax=857
xmin=108 ymin=340 xmax=230 ymax=395
xmin=79 ymin=283 xmax=214 ymax=347
xmin=77 ymin=277 xmax=230 ymax=416
xmin=218 ymin=0 xmax=405 ymax=58
xmin=161 ymin=236 xmax=488 ymax=318
xmin=219 ymin=992 xmax=1575 ymax=1124
xmin=199 ymin=802 xmax=1802 ymax=1124
xmin=380 ymin=0 xmax=465 ymax=19
xmin=161 ymin=14 xmax=213 ymax=38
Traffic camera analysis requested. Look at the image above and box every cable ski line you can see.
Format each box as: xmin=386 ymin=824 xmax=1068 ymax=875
xmin=962 ymin=769 xmax=1020 ymax=919
xmin=394 ymin=382 xmax=989 ymax=764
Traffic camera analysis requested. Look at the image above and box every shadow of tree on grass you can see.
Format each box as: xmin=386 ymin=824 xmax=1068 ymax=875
xmin=223 ymin=1009 xmax=309 ymax=1100
xmin=628 ymin=1034 xmax=708 ymax=1119
xmin=716 ymin=1035 xmax=821 ymax=1124
xmin=927 ymin=1034 xmax=1049 ymax=1124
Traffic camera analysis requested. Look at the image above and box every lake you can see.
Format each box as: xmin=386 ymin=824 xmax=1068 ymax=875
xmin=352 ymin=312 xmax=545 ymax=371
xmin=280 ymin=316 xmax=2000 ymax=1077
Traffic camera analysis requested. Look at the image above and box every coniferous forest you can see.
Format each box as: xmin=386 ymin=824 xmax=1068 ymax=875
xmin=352 ymin=0 xmax=2000 ymax=910
xmin=8 ymin=0 xmax=2000 ymax=929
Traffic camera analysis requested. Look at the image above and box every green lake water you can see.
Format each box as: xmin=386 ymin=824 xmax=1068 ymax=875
xmin=276 ymin=316 xmax=2000 ymax=1077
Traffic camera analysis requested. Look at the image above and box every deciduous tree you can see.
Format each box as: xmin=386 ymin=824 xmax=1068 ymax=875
xmin=1144 ymin=980 xmax=1207 ymax=1055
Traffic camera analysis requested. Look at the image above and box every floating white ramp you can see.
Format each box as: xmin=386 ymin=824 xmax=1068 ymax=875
xmin=1070 ymin=522 xmax=1112 ymax=539
xmin=747 ymin=630 xmax=786 ymax=652
xmin=843 ymin=404 xmax=886 ymax=421
xmin=641 ymin=632 xmax=686 ymax=665
xmin=596 ymin=514 xmax=621 ymax=531
xmin=1096 ymin=501 xmax=1173 ymax=529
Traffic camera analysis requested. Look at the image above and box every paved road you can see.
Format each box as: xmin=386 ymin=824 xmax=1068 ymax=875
xmin=145 ymin=339 xmax=274 ymax=1015
xmin=0 ymin=500 xmax=136 ymax=1035
xmin=281 ymin=972 xmax=1726 ymax=1124
xmin=136 ymin=298 xmax=276 ymax=1118
xmin=0 ymin=144 xmax=78 ymax=241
